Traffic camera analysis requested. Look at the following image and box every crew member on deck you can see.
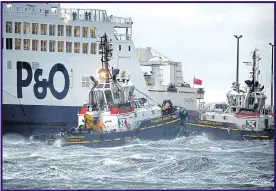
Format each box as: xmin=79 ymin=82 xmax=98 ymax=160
xmin=85 ymin=11 xmax=88 ymax=20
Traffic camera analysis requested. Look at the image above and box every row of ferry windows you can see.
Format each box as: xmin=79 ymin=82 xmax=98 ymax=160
xmin=5 ymin=38 xmax=100 ymax=54
xmin=6 ymin=21 xmax=97 ymax=38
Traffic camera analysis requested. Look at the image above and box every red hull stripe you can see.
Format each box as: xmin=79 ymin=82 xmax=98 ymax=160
xmin=111 ymin=107 xmax=134 ymax=114
xmin=236 ymin=112 xmax=260 ymax=117
xmin=79 ymin=107 xmax=88 ymax=114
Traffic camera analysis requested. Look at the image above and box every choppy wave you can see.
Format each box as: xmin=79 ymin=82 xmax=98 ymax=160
xmin=2 ymin=133 xmax=274 ymax=190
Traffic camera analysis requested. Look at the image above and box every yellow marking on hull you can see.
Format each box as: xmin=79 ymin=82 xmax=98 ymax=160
xmin=243 ymin=135 xmax=269 ymax=139
xmin=63 ymin=141 xmax=89 ymax=144
xmin=140 ymin=118 xmax=181 ymax=130
xmin=188 ymin=123 xmax=239 ymax=131
xmin=92 ymin=140 xmax=101 ymax=143
xmin=219 ymin=127 xmax=229 ymax=130
xmin=114 ymin=138 xmax=121 ymax=141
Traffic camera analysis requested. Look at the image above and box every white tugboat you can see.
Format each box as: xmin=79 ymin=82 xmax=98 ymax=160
xmin=185 ymin=49 xmax=274 ymax=140
xmin=29 ymin=34 xmax=189 ymax=147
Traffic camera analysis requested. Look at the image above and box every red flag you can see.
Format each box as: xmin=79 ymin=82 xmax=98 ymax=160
xmin=193 ymin=77 xmax=202 ymax=85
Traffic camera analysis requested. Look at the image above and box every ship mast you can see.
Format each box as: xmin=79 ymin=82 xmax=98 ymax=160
xmin=100 ymin=33 xmax=113 ymax=83
xmin=250 ymin=49 xmax=262 ymax=93
xmin=251 ymin=50 xmax=256 ymax=92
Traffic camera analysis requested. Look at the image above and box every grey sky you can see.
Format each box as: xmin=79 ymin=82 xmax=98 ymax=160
xmin=62 ymin=3 xmax=274 ymax=103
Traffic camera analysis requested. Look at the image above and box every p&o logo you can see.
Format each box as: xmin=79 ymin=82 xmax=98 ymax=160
xmin=17 ymin=61 xmax=70 ymax=100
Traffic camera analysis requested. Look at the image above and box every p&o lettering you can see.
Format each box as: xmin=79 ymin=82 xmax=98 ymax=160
xmin=17 ymin=61 xmax=69 ymax=100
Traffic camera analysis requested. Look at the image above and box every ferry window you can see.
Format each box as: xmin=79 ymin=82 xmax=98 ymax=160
xmin=23 ymin=22 xmax=30 ymax=34
xmin=86 ymin=82 xmax=90 ymax=88
xmin=129 ymin=46 xmax=130 ymax=51
xmin=25 ymin=8 xmax=27 ymax=12
xmin=15 ymin=38 xmax=21 ymax=50
xmin=49 ymin=24 xmax=56 ymax=36
xmin=7 ymin=61 xmax=12 ymax=69
xmin=66 ymin=25 xmax=72 ymax=37
xmin=40 ymin=9 xmax=42 ymax=13
xmin=74 ymin=42 xmax=80 ymax=53
xmin=74 ymin=26 xmax=80 ymax=37
xmin=41 ymin=24 xmax=47 ymax=35
xmin=32 ymin=23 xmax=38 ymax=34
xmin=82 ymin=43 xmax=88 ymax=54
xmin=82 ymin=27 xmax=88 ymax=38
xmin=90 ymin=27 xmax=96 ymax=38
xmin=17 ymin=7 xmax=19 ymax=11
xmin=41 ymin=40 xmax=47 ymax=52
xmin=6 ymin=21 xmax=12 ymax=33
xmin=90 ymin=43 xmax=97 ymax=54
xmin=66 ymin=42 xmax=72 ymax=53
xmin=15 ymin=22 xmax=21 ymax=34
xmin=23 ymin=39 xmax=30 ymax=50
xmin=32 ymin=40 xmax=39 ymax=51
xmin=6 ymin=38 xmax=12 ymax=50
xmin=58 ymin=41 xmax=64 ymax=52
xmin=119 ymin=45 xmax=121 ymax=51
xmin=49 ymin=40 xmax=56 ymax=52
xmin=58 ymin=25 xmax=64 ymax=36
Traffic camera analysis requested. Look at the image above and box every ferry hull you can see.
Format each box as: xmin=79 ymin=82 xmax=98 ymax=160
xmin=30 ymin=116 xmax=187 ymax=148
xmin=185 ymin=121 xmax=274 ymax=141
xmin=3 ymin=104 xmax=79 ymax=136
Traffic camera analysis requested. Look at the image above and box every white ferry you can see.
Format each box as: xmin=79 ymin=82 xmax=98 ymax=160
xmin=2 ymin=3 xmax=202 ymax=136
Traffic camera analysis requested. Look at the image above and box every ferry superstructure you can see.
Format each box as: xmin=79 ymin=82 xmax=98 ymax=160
xmin=137 ymin=47 xmax=205 ymax=111
xmin=2 ymin=3 xmax=148 ymax=135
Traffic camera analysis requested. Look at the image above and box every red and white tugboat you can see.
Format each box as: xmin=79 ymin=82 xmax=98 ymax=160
xmin=29 ymin=33 xmax=188 ymax=147
xmin=186 ymin=49 xmax=274 ymax=140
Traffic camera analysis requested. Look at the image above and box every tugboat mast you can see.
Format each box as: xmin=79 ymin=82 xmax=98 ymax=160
xmin=100 ymin=33 xmax=113 ymax=83
xmin=251 ymin=49 xmax=256 ymax=93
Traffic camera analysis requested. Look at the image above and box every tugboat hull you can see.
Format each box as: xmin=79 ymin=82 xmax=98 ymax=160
xmin=32 ymin=115 xmax=187 ymax=148
xmin=185 ymin=120 xmax=274 ymax=141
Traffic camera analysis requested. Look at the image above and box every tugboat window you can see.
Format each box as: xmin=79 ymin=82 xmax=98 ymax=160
xmin=105 ymin=90 xmax=113 ymax=104
xmin=95 ymin=91 xmax=105 ymax=107
xmin=104 ymin=84 xmax=110 ymax=88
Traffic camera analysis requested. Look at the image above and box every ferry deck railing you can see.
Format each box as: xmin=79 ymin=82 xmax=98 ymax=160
xmin=4 ymin=9 xmax=132 ymax=25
